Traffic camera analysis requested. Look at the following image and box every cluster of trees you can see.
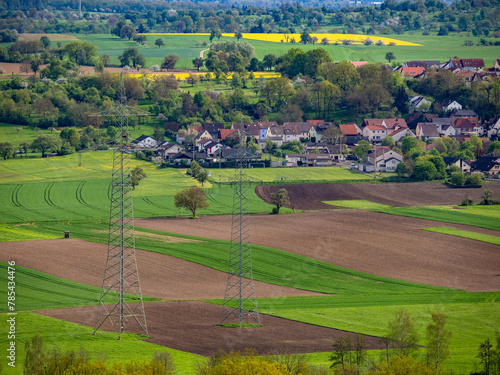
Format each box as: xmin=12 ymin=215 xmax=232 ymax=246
xmin=330 ymin=309 xmax=453 ymax=374
xmin=23 ymin=334 xmax=175 ymax=375
xmin=188 ymin=160 xmax=210 ymax=186
xmin=1 ymin=0 xmax=499 ymax=38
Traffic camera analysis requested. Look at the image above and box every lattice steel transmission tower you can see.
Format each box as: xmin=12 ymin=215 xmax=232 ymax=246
xmin=221 ymin=132 xmax=261 ymax=327
xmin=94 ymin=74 xmax=149 ymax=339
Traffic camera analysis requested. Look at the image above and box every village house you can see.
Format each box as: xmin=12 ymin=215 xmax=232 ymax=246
xmin=487 ymin=116 xmax=500 ymax=139
xmin=415 ymin=123 xmax=440 ymax=140
xmin=362 ymin=125 xmax=387 ymax=144
xmin=366 ymin=148 xmax=403 ymax=172
xmin=131 ymin=135 xmax=157 ymax=149
xmin=283 ymin=122 xmax=317 ymax=142
xmin=156 ymin=141 xmax=184 ymax=161
xmin=442 ymin=157 xmax=471 ymax=173
xmin=409 ymin=96 xmax=432 ymax=113
xmin=471 ymin=156 xmax=500 ymax=177
xmin=398 ymin=66 xmax=426 ymax=78
xmin=285 ymin=153 xmax=334 ymax=167
xmin=440 ymin=100 xmax=462 ymax=113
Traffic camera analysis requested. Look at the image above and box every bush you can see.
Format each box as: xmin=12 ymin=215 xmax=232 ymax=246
xmin=450 ymin=172 xmax=465 ymax=186
xmin=460 ymin=197 xmax=473 ymax=206
xmin=466 ymin=173 xmax=483 ymax=186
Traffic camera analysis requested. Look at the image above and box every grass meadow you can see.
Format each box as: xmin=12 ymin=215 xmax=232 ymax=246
xmin=1 ymin=153 xmax=499 ymax=373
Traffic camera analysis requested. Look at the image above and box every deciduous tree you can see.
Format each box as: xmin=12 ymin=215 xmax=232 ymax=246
xmin=270 ymin=188 xmax=290 ymax=214
xmin=161 ymin=54 xmax=180 ymax=71
xmin=426 ymin=312 xmax=452 ymax=371
xmin=30 ymin=134 xmax=61 ymax=157
xmin=0 ymin=142 xmax=14 ymax=159
xmin=387 ymin=308 xmax=419 ymax=357
xmin=174 ymin=187 xmax=209 ymax=218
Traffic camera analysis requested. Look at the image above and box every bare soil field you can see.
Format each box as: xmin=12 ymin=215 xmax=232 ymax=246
xmin=38 ymin=301 xmax=386 ymax=356
xmin=18 ymin=33 xmax=80 ymax=42
xmin=256 ymin=181 xmax=500 ymax=210
xmin=136 ymin=209 xmax=500 ymax=292
xmin=0 ymin=239 xmax=322 ymax=300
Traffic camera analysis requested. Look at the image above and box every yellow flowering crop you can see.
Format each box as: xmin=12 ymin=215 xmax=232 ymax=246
xmin=126 ymin=72 xmax=281 ymax=80
xmin=143 ymin=32 xmax=420 ymax=46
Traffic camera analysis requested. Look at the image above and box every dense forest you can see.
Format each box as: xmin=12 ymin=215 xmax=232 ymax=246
xmin=0 ymin=0 xmax=498 ymax=37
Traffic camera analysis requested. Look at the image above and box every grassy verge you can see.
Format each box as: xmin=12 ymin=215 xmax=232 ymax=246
xmin=0 ymin=262 xmax=159 ymax=313
xmin=374 ymin=205 xmax=500 ymax=231
xmin=322 ymin=199 xmax=392 ymax=210
xmin=422 ymin=227 xmax=500 ymax=246
xmin=0 ymin=312 xmax=203 ymax=375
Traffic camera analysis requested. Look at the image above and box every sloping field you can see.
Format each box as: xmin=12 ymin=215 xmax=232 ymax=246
xmin=0 ymin=239 xmax=321 ymax=302
xmin=38 ymin=301 xmax=386 ymax=357
xmin=136 ymin=209 xmax=500 ymax=292
xmin=255 ymin=181 xmax=500 ymax=210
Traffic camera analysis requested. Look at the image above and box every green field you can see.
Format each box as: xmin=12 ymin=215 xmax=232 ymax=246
xmin=374 ymin=204 xmax=500 ymax=231
xmin=69 ymin=32 xmax=500 ymax=69
xmin=0 ymin=262 xmax=158 ymax=312
xmin=423 ymin=226 xmax=500 ymax=246
xmin=0 ymin=152 xmax=276 ymax=223
xmin=207 ymin=166 xmax=372 ymax=183
xmin=322 ymin=199 xmax=391 ymax=210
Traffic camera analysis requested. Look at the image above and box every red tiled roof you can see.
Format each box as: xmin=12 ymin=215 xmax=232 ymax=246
xmin=219 ymin=128 xmax=237 ymax=140
xmin=188 ymin=126 xmax=204 ymax=133
xmin=363 ymin=118 xmax=408 ymax=129
xmin=350 ymin=61 xmax=368 ymax=68
xmin=399 ymin=67 xmax=426 ymax=77
xmin=366 ymin=125 xmax=387 ymax=131
xmin=339 ymin=123 xmax=359 ymax=135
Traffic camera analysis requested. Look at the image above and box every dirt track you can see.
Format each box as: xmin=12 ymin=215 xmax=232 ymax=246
xmin=0 ymin=239 xmax=322 ymax=300
xmin=38 ymin=301 xmax=386 ymax=356
xmin=256 ymin=181 xmax=500 ymax=210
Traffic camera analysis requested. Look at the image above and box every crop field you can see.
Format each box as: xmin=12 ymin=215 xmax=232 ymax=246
xmin=54 ymin=31 xmax=500 ymax=70
xmin=375 ymin=204 xmax=500 ymax=231
xmin=0 ymin=153 xmax=499 ymax=373
xmin=206 ymin=166 xmax=373 ymax=183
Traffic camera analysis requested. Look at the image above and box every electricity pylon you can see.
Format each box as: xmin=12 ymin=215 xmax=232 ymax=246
xmin=221 ymin=131 xmax=261 ymax=327
xmin=94 ymin=74 xmax=149 ymax=339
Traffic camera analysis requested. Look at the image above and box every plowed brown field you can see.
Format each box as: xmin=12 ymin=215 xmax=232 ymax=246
xmin=38 ymin=301 xmax=387 ymax=356
xmin=256 ymin=181 xmax=500 ymax=210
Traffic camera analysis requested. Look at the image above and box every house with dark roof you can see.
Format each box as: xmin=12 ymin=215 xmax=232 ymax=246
xmin=131 ymin=135 xmax=157 ymax=149
xmin=170 ymin=151 xmax=208 ymax=164
xmin=408 ymin=60 xmax=440 ymax=68
xmin=442 ymin=157 xmax=471 ymax=173
xmin=409 ymin=96 xmax=431 ymax=113
xmin=203 ymin=123 xmax=225 ymax=139
xmin=362 ymin=147 xmax=403 ymax=172
xmin=285 ymin=153 xmax=334 ymax=167
xmin=454 ymin=110 xmax=478 ymax=119
xmin=470 ymin=156 xmax=500 ymax=177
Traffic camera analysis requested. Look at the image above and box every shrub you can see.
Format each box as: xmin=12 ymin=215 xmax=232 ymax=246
xmin=450 ymin=172 xmax=465 ymax=186
xmin=466 ymin=172 xmax=483 ymax=186
xmin=460 ymin=196 xmax=473 ymax=206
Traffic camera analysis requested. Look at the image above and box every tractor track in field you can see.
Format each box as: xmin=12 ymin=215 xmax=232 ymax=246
xmin=43 ymin=183 xmax=58 ymax=208
xmin=11 ymin=184 xmax=25 ymax=208
xmin=141 ymin=197 xmax=171 ymax=211
xmin=75 ymin=181 xmax=93 ymax=207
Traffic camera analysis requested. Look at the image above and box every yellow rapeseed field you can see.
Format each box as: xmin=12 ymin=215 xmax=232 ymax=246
xmin=144 ymin=33 xmax=420 ymax=46
xmin=126 ymin=72 xmax=281 ymax=80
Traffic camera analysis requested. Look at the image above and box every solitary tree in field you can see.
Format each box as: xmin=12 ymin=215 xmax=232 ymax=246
xmin=131 ymin=166 xmax=146 ymax=189
xmin=174 ymin=187 xmax=209 ymax=218
xmin=270 ymin=188 xmax=290 ymax=214
xmin=385 ymin=51 xmax=395 ymax=63
xmin=154 ymin=38 xmax=165 ymax=48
